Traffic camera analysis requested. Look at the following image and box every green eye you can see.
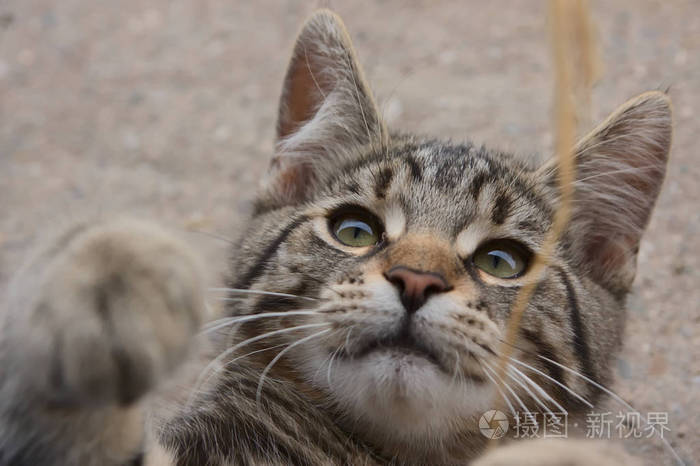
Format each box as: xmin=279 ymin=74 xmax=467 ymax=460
xmin=331 ymin=211 xmax=382 ymax=247
xmin=472 ymin=240 xmax=530 ymax=279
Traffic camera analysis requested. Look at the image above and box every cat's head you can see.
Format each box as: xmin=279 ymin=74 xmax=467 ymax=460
xmin=227 ymin=10 xmax=671 ymax=459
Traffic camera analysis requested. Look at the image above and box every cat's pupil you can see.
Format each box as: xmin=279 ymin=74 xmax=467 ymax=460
xmin=331 ymin=215 xmax=380 ymax=247
xmin=488 ymin=250 xmax=516 ymax=270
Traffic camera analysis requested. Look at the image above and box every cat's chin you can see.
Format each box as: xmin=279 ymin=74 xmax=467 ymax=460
xmin=305 ymin=347 xmax=494 ymax=442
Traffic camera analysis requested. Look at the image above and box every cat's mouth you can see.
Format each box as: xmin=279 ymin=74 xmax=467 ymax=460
xmin=351 ymin=328 xmax=446 ymax=372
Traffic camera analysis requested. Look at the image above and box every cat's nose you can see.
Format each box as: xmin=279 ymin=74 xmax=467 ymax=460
xmin=384 ymin=266 xmax=451 ymax=314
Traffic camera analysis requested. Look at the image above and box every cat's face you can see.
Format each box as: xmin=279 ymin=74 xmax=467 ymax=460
xmin=267 ymin=142 xmax=554 ymax=440
xmin=226 ymin=10 xmax=671 ymax=459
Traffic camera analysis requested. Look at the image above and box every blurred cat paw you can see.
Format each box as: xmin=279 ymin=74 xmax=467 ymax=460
xmin=5 ymin=219 xmax=205 ymax=406
xmin=472 ymin=438 xmax=641 ymax=466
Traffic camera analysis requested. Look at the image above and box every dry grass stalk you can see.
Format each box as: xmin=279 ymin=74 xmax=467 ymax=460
xmin=487 ymin=0 xmax=596 ymax=439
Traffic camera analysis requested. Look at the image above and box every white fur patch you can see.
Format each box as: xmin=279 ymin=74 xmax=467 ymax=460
xmin=300 ymin=275 xmax=496 ymax=444
xmin=383 ymin=204 xmax=406 ymax=240
xmin=455 ymin=221 xmax=492 ymax=257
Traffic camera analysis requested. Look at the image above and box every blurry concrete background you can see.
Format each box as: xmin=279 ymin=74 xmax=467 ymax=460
xmin=0 ymin=1 xmax=697 ymax=464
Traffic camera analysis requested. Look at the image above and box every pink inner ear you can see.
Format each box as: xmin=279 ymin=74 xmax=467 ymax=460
xmin=278 ymin=44 xmax=334 ymax=142
xmin=584 ymin=234 xmax=636 ymax=282
xmin=279 ymin=61 xmax=317 ymax=139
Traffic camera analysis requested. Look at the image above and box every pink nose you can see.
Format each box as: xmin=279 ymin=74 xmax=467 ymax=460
xmin=384 ymin=266 xmax=451 ymax=313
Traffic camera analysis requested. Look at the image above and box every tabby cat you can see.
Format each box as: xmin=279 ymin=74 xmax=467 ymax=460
xmin=0 ymin=9 xmax=672 ymax=466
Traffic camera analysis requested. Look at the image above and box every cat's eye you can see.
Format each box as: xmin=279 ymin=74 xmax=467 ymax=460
xmin=330 ymin=210 xmax=382 ymax=247
xmin=472 ymin=239 xmax=530 ymax=279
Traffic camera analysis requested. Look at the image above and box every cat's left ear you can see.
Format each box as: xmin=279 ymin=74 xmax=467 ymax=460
xmin=263 ymin=9 xmax=385 ymax=207
xmin=542 ymin=91 xmax=672 ymax=293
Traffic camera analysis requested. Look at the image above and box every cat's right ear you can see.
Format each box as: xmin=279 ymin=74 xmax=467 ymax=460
xmin=261 ymin=9 xmax=385 ymax=208
xmin=541 ymin=91 xmax=672 ymax=295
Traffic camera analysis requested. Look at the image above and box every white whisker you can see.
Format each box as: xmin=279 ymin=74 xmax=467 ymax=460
xmin=215 ymin=297 xmax=248 ymax=303
xmin=184 ymin=229 xmax=236 ymax=245
xmin=509 ymin=357 xmax=593 ymax=408
xmin=208 ymin=287 xmax=319 ymax=302
xmin=508 ymin=364 xmax=567 ymax=414
xmin=343 ymin=326 xmax=355 ymax=352
xmin=255 ymin=328 xmax=331 ymax=405
xmin=505 ymin=366 xmax=559 ymax=417
xmin=536 ymin=354 xmax=685 ymax=465
xmin=483 ymin=362 xmax=536 ymax=425
xmin=480 ymin=362 xmax=517 ymax=421
xmin=187 ymin=323 xmax=329 ymax=407
xmin=326 ymin=346 xmax=342 ymax=387
xmin=201 ymin=310 xmax=319 ymax=335
xmin=313 ymin=353 xmax=332 ymax=384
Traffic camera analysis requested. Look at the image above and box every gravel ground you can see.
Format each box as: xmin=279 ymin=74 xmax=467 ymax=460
xmin=0 ymin=1 xmax=697 ymax=464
